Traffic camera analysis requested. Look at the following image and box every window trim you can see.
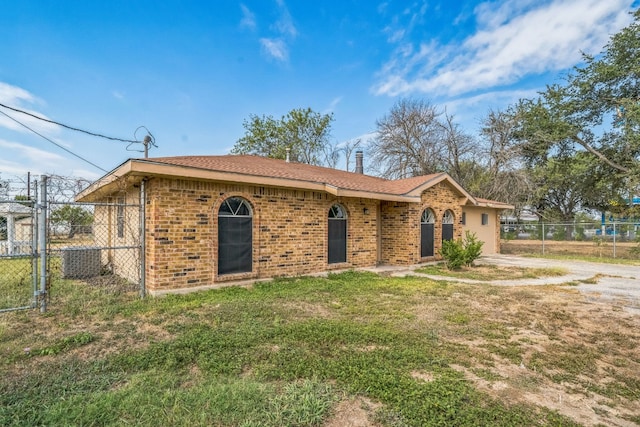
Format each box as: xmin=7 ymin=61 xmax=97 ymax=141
xmin=217 ymin=196 xmax=253 ymax=275
xmin=481 ymin=213 xmax=489 ymax=226
xmin=421 ymin=208 xmax=435 ymax=224
xmin=442 ymin=210 xmax=455 ymax=224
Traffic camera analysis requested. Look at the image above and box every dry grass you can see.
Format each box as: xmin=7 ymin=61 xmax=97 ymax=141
xmin=1 ymin=269 xmax=639 ymax=426
xmin=416 ymin=263 xmax=567 ymax=280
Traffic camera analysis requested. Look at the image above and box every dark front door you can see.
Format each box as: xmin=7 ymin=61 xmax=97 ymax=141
xmin=442 ymin=223 xmax=454 ymax=242
xmin=442 ymin=210 xmax=454 ymax=242
xmin=421 ymin=223 xmax=434 ymax=257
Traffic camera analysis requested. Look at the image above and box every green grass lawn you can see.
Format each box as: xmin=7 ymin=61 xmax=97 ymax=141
xmin=1 ymin=268 xmax=638 ymax=426
xmin=0 ymin=257 xmax=35 ymax=310
xmin=415 ymin=263 xmax=567 ymax=280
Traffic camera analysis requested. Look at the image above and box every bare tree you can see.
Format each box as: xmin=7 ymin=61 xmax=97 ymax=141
xmin=342 ymin=138 xmax=362 ymax=172
xmin=370 ymin=99 xmax=447 ymax=178
xmin=440 ymin=112 xmax=478 ymax=188
xmin=323 ymin=141 xmax=341 ymax=169
xmin=369 ymin=98 xmax=478 ymax=181
xmin=477 ymin=109 xmax=534 ymax=216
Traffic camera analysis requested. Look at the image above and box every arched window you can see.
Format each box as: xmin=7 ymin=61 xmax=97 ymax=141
xmin=328 ymin=204 xmax=347 ymax=264
xmin=420 ymin=208 xmax=435 ymax=257
xmin=442 ymin=210 xmax=454 ymax=242
xmin=218 ymin=197 xmax=252 ymax=275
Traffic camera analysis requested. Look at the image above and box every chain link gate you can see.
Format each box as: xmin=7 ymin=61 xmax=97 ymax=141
xmin=1 ymin=175 xmax=144 ymax=314
xmin=0 ymin=197 xmax=38 ymax=313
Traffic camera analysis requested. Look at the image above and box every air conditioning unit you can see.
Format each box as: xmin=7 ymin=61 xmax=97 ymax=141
xmin=61 ymin=247 xmax=101 ymax=279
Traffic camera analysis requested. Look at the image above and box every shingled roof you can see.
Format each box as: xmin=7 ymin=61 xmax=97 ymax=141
xmin=77 ymin=154 xmax=488 ymax=204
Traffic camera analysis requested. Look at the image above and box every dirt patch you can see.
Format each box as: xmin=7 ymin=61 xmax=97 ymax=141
xmin=451 ymin=363 xmax=638 ymax=427
xmin=410 ymin=370 xmax=435 ymax=382
xmin=324 ymin=397 xmax=382 ymax=427
xmin=441 ymin=285 xmax=640 ymax=426
xmin=427 ymin=264 xmax=565 ymax=279
xmin=280 ymin=301 xmax=334 ymax=319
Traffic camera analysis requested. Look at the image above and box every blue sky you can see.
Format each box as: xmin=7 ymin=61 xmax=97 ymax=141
xmin=0 ymin=0 xmax=638 ymax=182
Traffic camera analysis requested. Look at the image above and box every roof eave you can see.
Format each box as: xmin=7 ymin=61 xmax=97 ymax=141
xmin=77 ymin=159 xmax=421 ymax=203
xmin=468 ymin=199 xmax=515 ymax=210
xmin=75 ymin=160 xmax=135 ymax=202
xmin=404 ymin=173 xmax=477 ymax=205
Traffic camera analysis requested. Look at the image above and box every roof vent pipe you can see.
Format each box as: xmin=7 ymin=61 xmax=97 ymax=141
xmin=285 ymin=147 xmax=290 ymax=163
xmin=355 ymin=150 xmax=364 ymax=174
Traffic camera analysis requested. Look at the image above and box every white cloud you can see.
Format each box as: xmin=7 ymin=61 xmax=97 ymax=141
xmin=324 ymin=97 xmax=343 ymax=114
xmin=260 ymin=38 xmax=288 ymax=62
xmin=373 ymin=0 xmax=636 ymax=97
xmin=240 ymin=4 xmax=257 ymax=31
xmin=447 ymin=89 xmax=540 ymax=111
xmin=112 ymin=90 xmax=125 ymax=100
xmin=381 ymin=0 xmax=427 ymax=44
xmin=255 ymin=0 xmax=298 ymax=63
xmin=0 ymin=138 xmax=102 ymax=179
xmin=68 ymin=168 xmax=102 ymax=180
xmin=274 ymin=0 xmax=297 ymax=38
xmin=0 ymin=82 xmax=36 ymax=106
xmin=0 ymin=81 xmax=59 ymax=135
xmin=442 ymin=88 xmax=541 ymax=131
xmin=0 ymin=139 xmax=65 ymax=164
xmin=340 ymin=131 xmax=378 ymax=148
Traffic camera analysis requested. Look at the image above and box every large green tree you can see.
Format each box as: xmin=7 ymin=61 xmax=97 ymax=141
xmin=513 ymin=9 xmax=640 ymax=213
xmin=232 ymin=108 xmax=334 ymax=166
xmin=528 ymin=152 xmax=607 ymax=222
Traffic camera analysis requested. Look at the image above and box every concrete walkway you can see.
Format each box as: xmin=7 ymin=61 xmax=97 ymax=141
xmin=372 ymin=254 xmax=639 ymax=314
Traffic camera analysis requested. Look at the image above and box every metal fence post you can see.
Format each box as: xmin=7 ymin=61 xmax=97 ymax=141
xmin=139 ymin=179 xmax=146 ymax=298
xmin=38 ymin=176 xmax=48 ymax=313
xmin=31 ymin=181 xmax=38 ymax=308
xmin=542 ymin=223 xmax=545 ymax=255
xmin=613 ymin=222 xmax=617 ymax=258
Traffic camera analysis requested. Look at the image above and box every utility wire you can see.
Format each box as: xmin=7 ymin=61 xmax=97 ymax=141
xmin=0 ymin=102 xmax=138 ymax=143
xmin=0 ymin=109 xmax=108 ymax=173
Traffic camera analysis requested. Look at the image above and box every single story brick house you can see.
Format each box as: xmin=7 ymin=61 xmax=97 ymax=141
xmin=77 ymin=154 xmax=512 ymax=294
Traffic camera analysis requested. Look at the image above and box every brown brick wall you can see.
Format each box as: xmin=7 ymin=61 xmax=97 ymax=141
xmin=379 ymin=182 xmax=465 ymax=265
xmin=144 ymin=178 xmax=379 ymax=292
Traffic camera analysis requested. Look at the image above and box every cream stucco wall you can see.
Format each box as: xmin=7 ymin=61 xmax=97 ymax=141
xmin=462 ymin=206 xmax=499 ymax=255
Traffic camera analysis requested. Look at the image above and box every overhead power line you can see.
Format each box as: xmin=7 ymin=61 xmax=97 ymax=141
xmin=0 ymin=109 xmax=108 ymax=172
xmin=0 ymin=102 xmax=138 ymax=143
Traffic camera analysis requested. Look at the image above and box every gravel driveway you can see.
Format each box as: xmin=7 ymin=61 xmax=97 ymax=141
xmin=479 ymin=255 xmax=640 ymax=313
xmin=387 ymin=254 xmax=639 ymax=314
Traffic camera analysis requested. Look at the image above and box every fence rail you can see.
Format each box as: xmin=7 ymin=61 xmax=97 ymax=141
xmin=501 ymin=221 xmax=640 ymax=259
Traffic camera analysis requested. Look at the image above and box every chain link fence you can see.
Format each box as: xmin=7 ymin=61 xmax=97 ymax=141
xmin=1 ymin=176 xmax=143 ymax=313
xmin=0 ymin=199 xmax=37 ymax=312
xmin=501 ymin=221 xmax=640 ymax=259
xmin=46 ymin=199 xmax=143 ymax=297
